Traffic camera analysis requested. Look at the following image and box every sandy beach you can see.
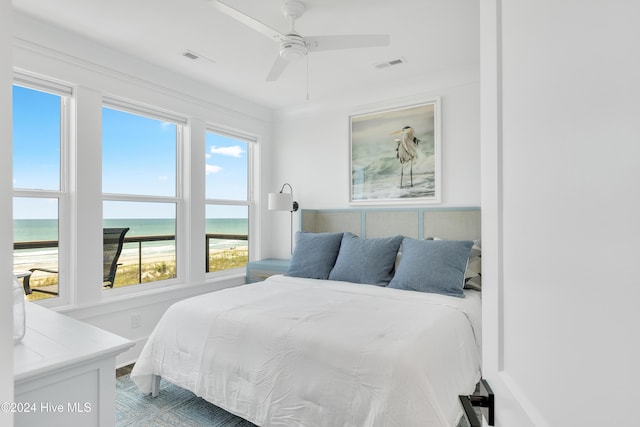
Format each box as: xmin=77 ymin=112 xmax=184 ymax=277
xmin=20 ymin=243 xmax=249 ymax=302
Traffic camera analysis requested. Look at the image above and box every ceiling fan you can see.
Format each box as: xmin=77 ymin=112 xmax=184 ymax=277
xmin=211 ymin=0 xmax=390 ymax=82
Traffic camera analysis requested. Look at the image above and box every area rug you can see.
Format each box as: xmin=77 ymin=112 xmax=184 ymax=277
xmin=116 ymin=373 xmax=479 ymax=427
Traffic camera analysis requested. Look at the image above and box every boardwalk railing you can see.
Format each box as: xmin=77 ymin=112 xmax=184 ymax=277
xmin=14 ymin=233 xmax=249 ymax=283
xmin=205 ymin=233 xmax=248 ymax=272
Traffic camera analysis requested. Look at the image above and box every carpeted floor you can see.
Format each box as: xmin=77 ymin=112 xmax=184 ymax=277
xmin=116 ymin=373 xmax=480 ymax=427
xmin=116 ymin=373 xmax=255 ymax=427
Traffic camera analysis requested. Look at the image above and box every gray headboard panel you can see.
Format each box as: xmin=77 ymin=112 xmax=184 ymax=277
xmin=301 ymin=207 xmax=480 ymax=241
xmin=365 ymin=210 xmax=420 ymax=238
xmin=300 ymin=210 xmax=361 ymax=235
xmin=423 ymin=210 xmax=481 ymax=240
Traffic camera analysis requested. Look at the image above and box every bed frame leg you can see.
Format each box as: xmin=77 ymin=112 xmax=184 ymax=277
xmin=459 ymin=378 xmax=494 ymax=426
xmin=151 ymin=375 xmax=161 ymax=397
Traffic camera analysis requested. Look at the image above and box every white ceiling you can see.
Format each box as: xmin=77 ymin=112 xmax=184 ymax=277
xmin=12 ymin=0 xmax=479 ymax=110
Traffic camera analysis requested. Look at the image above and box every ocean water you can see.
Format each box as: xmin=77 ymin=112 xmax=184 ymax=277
xmin=14 ymin=219 xmax=59 ymax=242
xmin=13 ymin=218 xmax=248 ymax=270
xmin=14 ymin=218 xmax=248 ymax=241
xmin=351 ymin=133 xmax=437 ymax=201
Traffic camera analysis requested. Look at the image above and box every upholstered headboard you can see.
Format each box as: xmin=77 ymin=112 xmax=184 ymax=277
xmin=300 ymin=207 xmax=480 ymax=241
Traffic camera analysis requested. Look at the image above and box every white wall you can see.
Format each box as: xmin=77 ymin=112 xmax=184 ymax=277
xmin=481 ymin=1 xmax=640 ymax=425
xmin=11 ymin=11 xmax=274 ymax=366
xmin=1 ymin=1 xmax=14 ymax=424
xmin=268 ymin=65 xmax=480 ymax=258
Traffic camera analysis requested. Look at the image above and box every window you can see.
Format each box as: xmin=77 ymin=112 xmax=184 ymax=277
xmin=12 ymin=68 xmax=260 ymax=305
xmin=12 ymin=76 xmax=71 ymax=301
xmin=102 ymin=100 xmax=184 ymax=289
xmin=205 ymin=130 xmax=252 ymax=273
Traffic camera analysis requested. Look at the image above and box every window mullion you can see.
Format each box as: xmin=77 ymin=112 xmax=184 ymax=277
xmin=205 ymin=199 xmax=250 ymax=206
xmin=102 ymin=193 xmax=180 ymax=203
xmin=59 ymin=96 xmax=70 ymax=193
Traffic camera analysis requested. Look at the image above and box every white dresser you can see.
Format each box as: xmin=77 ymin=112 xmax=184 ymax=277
xmin=13 ymin=303 xmax=134 ymax=427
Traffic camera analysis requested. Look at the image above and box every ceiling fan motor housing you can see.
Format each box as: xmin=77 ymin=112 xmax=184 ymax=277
xmin=280 ymin=33 xmax=306 ymax=60
xmin=282 ymin=1 xmax=305 ymax=19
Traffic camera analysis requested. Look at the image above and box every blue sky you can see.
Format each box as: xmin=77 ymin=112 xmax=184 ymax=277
xmin=12 ymin=85 xmax=60 ymax=194
xmin=205 ymin=132 xmax=248 ymax=201
xmin=102 ymin=107 xmax=177 ymax=198
xmin=13 ymin=85 xmax=248 ymax=220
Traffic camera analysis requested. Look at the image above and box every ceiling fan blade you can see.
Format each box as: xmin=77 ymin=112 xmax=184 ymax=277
xmin=266 ymin=55 xmax=289 ymax=82
xmin=211 ymin=0 xmax=286 ymax=43
xmin=305 ymin=35 xmax=390 ymax=52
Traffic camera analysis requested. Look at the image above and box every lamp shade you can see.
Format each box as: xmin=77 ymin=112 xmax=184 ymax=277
xmin=268 ymin=192 xmax=293 ymax=211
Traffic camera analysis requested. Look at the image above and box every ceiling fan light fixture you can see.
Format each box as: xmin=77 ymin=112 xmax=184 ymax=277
xmin=279 ymin=35 xmax=306 ymax=61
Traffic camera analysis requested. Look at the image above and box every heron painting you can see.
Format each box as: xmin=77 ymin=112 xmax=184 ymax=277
xmin=393 ymin=125 xmax=420 ymax=188
xmin=349 ymin=99 xmax=441 ymax=204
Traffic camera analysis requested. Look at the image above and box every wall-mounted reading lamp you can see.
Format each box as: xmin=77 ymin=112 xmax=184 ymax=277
xmin=268 ymin=183 xmax=299 ymax=254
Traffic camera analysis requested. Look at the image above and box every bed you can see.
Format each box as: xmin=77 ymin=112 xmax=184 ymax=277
xmin=131 ymin=208 xmax=482 ymax=427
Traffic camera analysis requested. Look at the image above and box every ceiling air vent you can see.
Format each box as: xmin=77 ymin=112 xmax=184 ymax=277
xmin=183 ymin=51 xmax=199 ymax=60
xmin=374 ymin=57 xmax=406 ymax=69
xmin=182 ymin=50 xmax=216 ymax=65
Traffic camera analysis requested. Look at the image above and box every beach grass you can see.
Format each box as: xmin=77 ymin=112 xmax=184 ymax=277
xmin=24 ymin=248 xmax=248 ymax=302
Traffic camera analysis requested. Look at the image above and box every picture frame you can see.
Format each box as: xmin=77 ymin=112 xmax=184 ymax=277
xmin=349 ymin=97 xmax=441 ymax=204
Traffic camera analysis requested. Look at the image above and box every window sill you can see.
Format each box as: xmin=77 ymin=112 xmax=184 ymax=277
xmin=51 ymin=273 xmax=246 ymax=321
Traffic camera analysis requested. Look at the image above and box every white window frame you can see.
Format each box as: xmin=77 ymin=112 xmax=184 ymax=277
xmin=12 ymin=72 xmax=72 ymax=306
xmin=205 ymin=126 xmax=256 ymax=277
xmin=101 ymin=97 xmax=187 ymax=295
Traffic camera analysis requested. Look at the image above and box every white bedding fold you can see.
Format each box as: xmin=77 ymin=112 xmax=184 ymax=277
xmin=131 ymin=275 xmax=481 ymax=427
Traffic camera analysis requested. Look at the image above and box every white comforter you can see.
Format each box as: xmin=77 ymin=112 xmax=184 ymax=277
xmin=131 ymin=275 xmax=481 ymax=427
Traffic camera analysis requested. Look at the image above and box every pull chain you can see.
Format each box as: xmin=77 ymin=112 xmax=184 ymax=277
xmin=306 ymin=53 xmax=309 ymax=101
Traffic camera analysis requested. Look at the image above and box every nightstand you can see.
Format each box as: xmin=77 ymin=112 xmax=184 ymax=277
xmin=246 ymin=259 xmax=290 ymax=283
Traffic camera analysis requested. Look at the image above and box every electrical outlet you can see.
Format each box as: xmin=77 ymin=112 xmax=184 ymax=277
xmin=131 ymin=314 xmax=141 ymax=329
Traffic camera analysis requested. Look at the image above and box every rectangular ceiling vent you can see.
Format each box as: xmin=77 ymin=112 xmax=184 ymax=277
xmin=182 ymin=50 xmax=216 ymax=65
xmin=374 ymin=57 xmax=406 ymax=69
xmin=183 ymin=51 xmax=199 ymax=60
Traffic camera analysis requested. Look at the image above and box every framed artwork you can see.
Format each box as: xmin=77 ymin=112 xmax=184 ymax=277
xmin=349 ymin=98 xmax=441 ymax=204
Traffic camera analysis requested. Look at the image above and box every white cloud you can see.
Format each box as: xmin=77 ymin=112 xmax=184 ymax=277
xmin=158 ymin=175 xmax=169 ymax=181
xmin=210 ymin=145 xmax=244 ymax=158
xmin=206 ymin=164 xmax=223 ymax=175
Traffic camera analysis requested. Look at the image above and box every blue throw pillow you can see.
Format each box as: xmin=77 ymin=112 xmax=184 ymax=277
xmin=388 ymin=238 xmax=473 ymax=297
xmin=328 ymin=232 xmax=403 ymax=286
xmin=285 ymin=232 xmax=344 ymax=280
